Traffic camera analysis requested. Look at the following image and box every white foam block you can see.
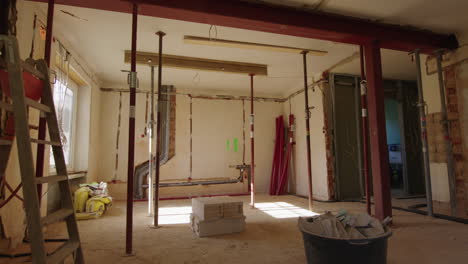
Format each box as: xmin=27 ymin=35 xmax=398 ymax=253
xmin=192 ymin=196 xmax=243 ymax=220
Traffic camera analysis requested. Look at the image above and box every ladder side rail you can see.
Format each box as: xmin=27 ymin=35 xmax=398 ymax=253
xmin=2 ymin=36 xmax=47 ymax=263
xmin=36 ymin=59 xmax=85 ymax=263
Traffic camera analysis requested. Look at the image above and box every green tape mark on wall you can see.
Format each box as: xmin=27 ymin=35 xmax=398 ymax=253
xmin=226 ymin=139 xmax=230 ymax=151
xmin=233 ymin=138 xmax=238 ymax=152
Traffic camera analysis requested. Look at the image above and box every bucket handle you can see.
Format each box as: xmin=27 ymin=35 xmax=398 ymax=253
xmin=347 ymin=239 xmax=370 ymax=246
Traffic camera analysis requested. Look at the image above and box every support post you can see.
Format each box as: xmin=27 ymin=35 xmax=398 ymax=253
xmin=148 ymin=66 xmax=155 ymax=216
xmin=359 ymin=46 xmax=371 ymax=215
xmin=153 ymin=31 xmax=166 ymax=227
xmin=301 ymin=51 xmax=313 ymax=211
xmin=250 ymin=73 xmax=255 ymax=208
xmin=435 ymin=51 xmax=456 ymax=215
xmin=36 ymin=0 xmax=54 ymax=204
xmin=0 ymin=1 xmax=9 ymax=35
xmin=364 ymin=42 xmax=392 ymax=221
xmin=414 ymin=49 xmax=434 ymax=216
xmin=125 ymin=2 xmax=138 ymax=256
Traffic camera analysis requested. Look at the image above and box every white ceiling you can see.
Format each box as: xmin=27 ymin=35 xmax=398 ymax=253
xmin=35 ymin=0 xmax=466 ymax=96
xmin=259 ymin=0 xmax=468 ymax=35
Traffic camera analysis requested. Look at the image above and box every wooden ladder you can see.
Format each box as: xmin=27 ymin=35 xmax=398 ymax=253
xmin=0 ymin=35 xmax=84 ymax=264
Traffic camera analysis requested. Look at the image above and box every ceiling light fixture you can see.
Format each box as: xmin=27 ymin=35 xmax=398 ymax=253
xmin=184 ymin=35 xmax=328 ymax=55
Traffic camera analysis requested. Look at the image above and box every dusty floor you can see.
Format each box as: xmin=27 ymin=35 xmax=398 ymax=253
xmin=3 ymin=194 xmax=468 ymax=263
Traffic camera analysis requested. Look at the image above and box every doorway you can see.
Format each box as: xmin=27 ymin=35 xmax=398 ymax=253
xmin=331 ymin=74 xmax=425 ymax=200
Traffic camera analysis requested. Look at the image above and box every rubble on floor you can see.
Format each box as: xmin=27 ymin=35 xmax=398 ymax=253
xmin=190 ymin=196 xmax=245 ymax=237
xmin=298 ymin=210 xmax=391 ymax=239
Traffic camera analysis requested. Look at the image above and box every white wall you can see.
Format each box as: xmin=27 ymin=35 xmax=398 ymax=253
xmin=0 ymin=0 xmax=102 ymax=247
xmin=421 ymin=54 xmax=451 ymax=202
xmin=98 ymin=88 xmax=283 ymax=196
xmin=282 ymin=86 xmax=329 ymax=201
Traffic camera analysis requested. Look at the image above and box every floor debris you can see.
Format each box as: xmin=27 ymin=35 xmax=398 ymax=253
xmin=298 ymin=210 xmax=390 ymax=239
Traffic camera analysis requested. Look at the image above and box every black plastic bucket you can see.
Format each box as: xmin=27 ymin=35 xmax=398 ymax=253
xmin=299 ymin=217 xmax=392 ymax=264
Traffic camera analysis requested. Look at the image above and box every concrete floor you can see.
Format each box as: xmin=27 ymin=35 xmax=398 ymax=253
xmin=3 ymin=194 xmax=468 ymax=263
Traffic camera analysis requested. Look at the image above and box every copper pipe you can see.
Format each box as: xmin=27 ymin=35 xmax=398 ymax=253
xmin=249 ymin=73 xmax=255 ymax=208
xmin=302 ymin=51 xmax=313 ymax=210
xmin=360 ymin=46 xmax=371 ymax=215
xmin=36 ymin=0 xmax=54 ymax=204
xmin=125 ymin=2 xmax=138 ymax=255
xmin=153 ymin=31 xmax=166 ymax=227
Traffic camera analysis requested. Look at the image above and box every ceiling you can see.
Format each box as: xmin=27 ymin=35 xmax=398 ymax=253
xmin=33 ymin=0 xmax=466 ymax=96
xmin=257 ymin=0 xmax=468 ymax=35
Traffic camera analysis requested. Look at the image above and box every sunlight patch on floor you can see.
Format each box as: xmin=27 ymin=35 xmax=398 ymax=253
xmin=255 ymin=202 xmax=318 ymax=219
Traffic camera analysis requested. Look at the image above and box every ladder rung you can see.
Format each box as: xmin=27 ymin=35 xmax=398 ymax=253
xmin=46 ymin=240 xmax=80 ymax=264
xmin=41 ymin=208 xmax=74 ymax=226
xmin=35 ymin=175 xmax=68 ymax=184
xmin=21 ymin=61 xmax=47 ymax=81
xmin=30 ymin=138 xmax=61 ymax=146
xmin=24 ymin=97 xmax=51 ymax=113
xmin=0 ymin=139 xmax=13 ymax=145
xmin=0 ymin=101 xmax=13 ymax=112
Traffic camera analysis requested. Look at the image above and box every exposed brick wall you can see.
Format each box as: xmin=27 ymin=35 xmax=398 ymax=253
xmin=168 ymin=87 xmax=176 ymax=160
xmin=321 ymin=81 xmax=335 ymax=200
xmin=435 ymin=66 xmax=467 ymax=216
xmin=450 ymin=65 xmax=468 ymax=217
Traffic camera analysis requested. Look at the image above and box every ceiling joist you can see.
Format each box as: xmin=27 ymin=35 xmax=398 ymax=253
xmin=124 ymin=50 xmax=268 ymax=75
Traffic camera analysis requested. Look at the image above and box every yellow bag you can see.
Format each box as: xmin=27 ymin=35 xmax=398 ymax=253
xmin=75 ymin=195 xmax=112 ymax=221
xmin=74 ymin=187 xmax=90 ymax=213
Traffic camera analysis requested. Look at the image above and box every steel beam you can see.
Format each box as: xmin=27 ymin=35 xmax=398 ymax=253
xmin=29 ymin=0 xmax=457 ymax=52
xmin=364 ymin=41 xmax=392 ymax=221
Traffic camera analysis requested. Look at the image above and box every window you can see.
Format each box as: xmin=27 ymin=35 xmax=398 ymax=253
xmin=49 ymin=78 xmax=77 ymax=169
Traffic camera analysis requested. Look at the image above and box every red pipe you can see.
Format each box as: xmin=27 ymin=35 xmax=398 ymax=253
xmin=302 ymin=51 xmax=313 ymax=210
xmin=249 ymin=73 xmax=255 ymax=208
xmin=125 ymin=2 xmax=138 ymax=256
xmin=360 ymin=46 xmax=371 ymax=215
xmin=277 ymin=114 xmax=294 ymax=195
xmin=36 ymin=0 xmax=54 ymax=204
xmin=0 ymin=183 xmax=23 ymax=209
xmin=269 ymin=117 xmax=280 ymax=194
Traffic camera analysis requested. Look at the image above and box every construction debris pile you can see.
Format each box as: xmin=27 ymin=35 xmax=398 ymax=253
xmin=73 ymin=182 xmax=113 ymax=220
xmin=298 ymin=210 xmax=391 ymax=239
xmin=190 ymin=196 xmax=245 ymax=237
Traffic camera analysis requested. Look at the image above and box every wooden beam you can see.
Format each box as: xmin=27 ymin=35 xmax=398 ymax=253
xmin=183 ymin=36 xmax=328 ymax=55
xmin=124 ymin=50 xmax=268 ymax=76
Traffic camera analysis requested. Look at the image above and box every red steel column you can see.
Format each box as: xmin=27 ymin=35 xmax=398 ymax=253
xmin=36 ymin=0 xmax=55 ymax=203
xmin=126 ymin=2 xmax=138 ymax=256
xmin=359 ymin=46 xmax=371 ymax=215
xmin=364 ymin=41 xmax=392 ymax=221
xmin=302 ymin=51 xmax=313 ymax=210
xmin=250 ymin=73 xmax=255 ymax=208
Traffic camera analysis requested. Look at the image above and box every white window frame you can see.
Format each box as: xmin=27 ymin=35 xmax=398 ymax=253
xmin=49 ymin=75 xmax=78 ymax=172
